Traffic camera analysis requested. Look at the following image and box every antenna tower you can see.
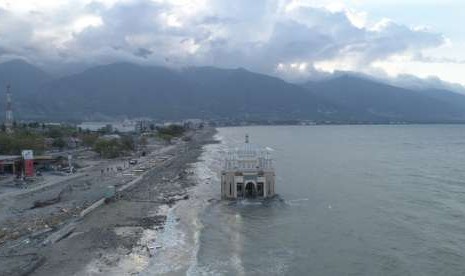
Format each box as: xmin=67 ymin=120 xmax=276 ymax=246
xmin=5 ymin=84 xmax=13 ymax=133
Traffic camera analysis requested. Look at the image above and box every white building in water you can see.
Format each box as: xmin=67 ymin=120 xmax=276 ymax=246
xmin=221 ymin=135 xmax=276 ymax=199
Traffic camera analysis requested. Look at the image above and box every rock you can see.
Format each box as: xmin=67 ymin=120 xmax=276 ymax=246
xmin=11 ymin=231 xmax=21 ymax=240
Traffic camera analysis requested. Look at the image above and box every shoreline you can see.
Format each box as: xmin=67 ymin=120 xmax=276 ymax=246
xmin=0 ymin=127 xmax=217 ymax=276
xmin=141 ymin=131 xmax=224 ymax=275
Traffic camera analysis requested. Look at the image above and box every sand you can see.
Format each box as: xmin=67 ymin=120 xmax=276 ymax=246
xmin=0 ymin=128 xmax=216 ymax=276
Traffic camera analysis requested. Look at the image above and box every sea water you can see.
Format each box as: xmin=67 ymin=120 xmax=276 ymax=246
xmin=146 ymin=125 xmax=465 ymax=275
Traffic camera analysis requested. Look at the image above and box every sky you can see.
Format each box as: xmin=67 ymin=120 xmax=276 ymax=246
xmin=0 ymin=0 xmax=464 ymax=86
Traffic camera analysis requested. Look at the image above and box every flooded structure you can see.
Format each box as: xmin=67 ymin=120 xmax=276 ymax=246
xmin=221 ymin=135 xmax=275 ymax=199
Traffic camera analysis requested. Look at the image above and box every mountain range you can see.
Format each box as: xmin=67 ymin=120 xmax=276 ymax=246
xmin=1 ymin=59 xmax=465 ymax=123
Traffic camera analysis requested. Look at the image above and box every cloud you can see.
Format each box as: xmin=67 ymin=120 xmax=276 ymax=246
xmin=134 ymin=48 xmax=153 ymax=59
xmin=389 ymin=73 xmax=465 ymax=94
xmin=0 ymin=0 xmax=449 ymax=80
xmin=0 ymin=8 xmax=35 ymax=53
xmin=412 ymin=53 xmax=465 ymax=64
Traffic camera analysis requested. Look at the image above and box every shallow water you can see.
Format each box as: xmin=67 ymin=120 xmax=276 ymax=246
xmin=149 ymin=125 xmax=465 ymax=275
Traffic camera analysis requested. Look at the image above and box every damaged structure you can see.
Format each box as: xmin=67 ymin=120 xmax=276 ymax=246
xmin=221 ymin=135 xmax=276 ymax=199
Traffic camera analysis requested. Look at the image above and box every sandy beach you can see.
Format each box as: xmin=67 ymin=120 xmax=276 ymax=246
xmin=0 ymin=127 xmax=217 ymax=276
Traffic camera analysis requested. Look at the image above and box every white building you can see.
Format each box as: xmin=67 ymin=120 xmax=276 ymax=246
xmin=221 ymin=135 xmax=276 ymax=199
xmin=78 ymin=121 xmax=136 ymax=133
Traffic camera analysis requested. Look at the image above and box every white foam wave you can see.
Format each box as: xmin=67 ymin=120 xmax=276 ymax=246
xmin=286 ymin=198 xmax=309 ymax=206
xmin=287 ymin=198 xmax=309 ymax=203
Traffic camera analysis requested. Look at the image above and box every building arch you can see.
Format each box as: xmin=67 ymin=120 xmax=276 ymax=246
xmin=245 ymin=181 xmax=257 ymax=198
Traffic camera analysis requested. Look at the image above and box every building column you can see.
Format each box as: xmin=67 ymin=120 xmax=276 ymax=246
xmin=271 ymin=178 xmax=275 ymax=195
xmin=264 ymin=181 xmax=267 ymax=198
xmin=233 ymin=179 xmax=236 ymax=198
xmin=221 ymin=179 xmax=224 ymax=198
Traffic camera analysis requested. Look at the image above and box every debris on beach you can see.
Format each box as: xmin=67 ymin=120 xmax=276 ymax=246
xmin=31 ymin=196 xmax=61 ymax=209
xmin=0 ymin=128 xmax=215 ymax=275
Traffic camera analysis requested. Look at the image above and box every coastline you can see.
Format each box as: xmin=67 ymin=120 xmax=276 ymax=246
xmin=1 ymin=127 xmax=217 ymax=276
xmin=141 ymin=131 xmax=224 ymax=275
xmin=80 ymin=127 xmax=220 ymax=276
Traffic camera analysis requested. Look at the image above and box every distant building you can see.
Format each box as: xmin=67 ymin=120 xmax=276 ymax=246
xmin=162 ymin=121 xmax=184 ymax=127
xmin=136 ymin=120 xmax=151 ymax=133
xmin=183 ymin=119 xmax=204 ymax=129
xmin=0 ymin=154 xmax=66 ymax=176
xmin=78 ymin=121 xmax=136 ymax=133
xmin=78 ymin=122 xmax=109 ymax=132
xmin=221 ymin=135 xmax=276 ymax=199
xmin=67 ymin=137 xmax=81 ymax=149
xmin=101 ymin=134 xmax=121 ymax=141
xmin=113 ymin=120 xmax=136 ymax=133
xmin=45 ymin=123 xmax=62 ymax=127
xmin=0 ymin=155 xmax=21 ymax=175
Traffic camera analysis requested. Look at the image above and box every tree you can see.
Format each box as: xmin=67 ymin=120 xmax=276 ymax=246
xmin=0 ymin=131 xmax=45 ymax=155
xmin=48 ymin=128 xmax=64 ymax=138
xmin=52 ymin=137 xmax=66 ymax=151
xmin=156 ymin=125 xmax=186 ymax=143
xmin=81 ymin=134 xmax=98 ymax=147
xmin=121 ymin=136 xmax=135 ymax=151
xmin=93 ymin=139 xmax=122 ymax=158
xmin=156 ymin=125 xmax=185 ymax=137
xmin=28 ymin=122 xmax=40 ymax=128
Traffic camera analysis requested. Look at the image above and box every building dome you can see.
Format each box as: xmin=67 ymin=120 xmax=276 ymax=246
xmin=224 ymin=135 xmax=273 ymax=170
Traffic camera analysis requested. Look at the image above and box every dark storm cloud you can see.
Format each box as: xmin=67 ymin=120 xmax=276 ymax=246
xmin=134 ymin=48 xmax=153 ymax=58
xmin=359 ymin=21 xmax=444 ymax=64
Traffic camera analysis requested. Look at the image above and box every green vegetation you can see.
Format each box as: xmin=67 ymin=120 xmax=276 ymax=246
xmin=0 ymin=122 xmax=144 ymax=159
xmin=81 ymin=133 xmax=99 ymax=147
xmin=93 ymin=139 xmax=122 ymax=158
xmin=0 ymin=131 xmax=45 ymax=155
xmin=121 ymin=136 xmax=135 ymax=151
xmin=93 ymin=136 xmax=135 ymax=158
xmin=52 ymin=137 xmax=66 ymax=151
xmin=46 ymin=126 xmax=76 ymax=138
xmin=156 ymin=125 xmax=186 ymax=143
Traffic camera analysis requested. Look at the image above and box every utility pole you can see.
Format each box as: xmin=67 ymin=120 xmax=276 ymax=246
xmin=5 ymin=84 xmax=13 ymax=133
